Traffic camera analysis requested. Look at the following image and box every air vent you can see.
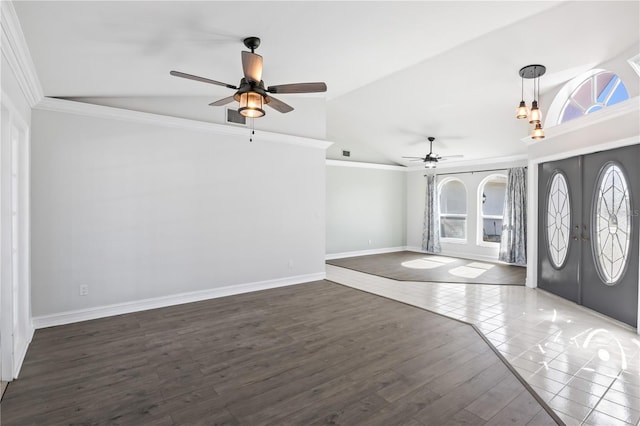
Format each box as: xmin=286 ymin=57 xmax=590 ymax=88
xmin=226 ymin=108 xmax=246 ymax=126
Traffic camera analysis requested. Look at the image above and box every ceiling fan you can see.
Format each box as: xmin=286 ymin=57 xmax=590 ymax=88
xmin=170 ymin=36 xmax=327 ymax=118
xmin=402 ymin=137 xmax=464 ymax=168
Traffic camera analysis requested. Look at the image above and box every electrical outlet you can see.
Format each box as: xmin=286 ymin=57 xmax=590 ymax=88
xmin=79 ymin=284 xmax=89 ymax=296
xmin=368 ymin=239 xmax=372 ymax=245
xmin=288 ymin=259 xmax=294 ymax=269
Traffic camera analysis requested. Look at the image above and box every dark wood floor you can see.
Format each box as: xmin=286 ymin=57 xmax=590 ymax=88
xmin=327 ymin=251 xmax=526 ymax=285
xmin=1 ymin=281 xmax=556 ymax=425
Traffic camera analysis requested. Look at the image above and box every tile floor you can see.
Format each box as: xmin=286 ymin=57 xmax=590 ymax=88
xmin=327 ymin=264 xmax=640 ymax=426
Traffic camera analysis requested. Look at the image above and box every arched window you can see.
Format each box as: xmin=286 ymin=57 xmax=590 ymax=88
xmin=547 ymin=70 xmax=629 ymax=126
xmin=479 ymin=175 xmax=507 ymax=244
xmin=439 ymin=179 xmax=467 ymax=240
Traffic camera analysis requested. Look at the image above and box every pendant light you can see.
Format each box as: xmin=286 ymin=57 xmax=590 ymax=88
xmin=531 ymin=123 xmax=545 ymax=139
xmin=517 ymin=64 xmax=546 ymax=139
xmin=528 ymin=70 xmax=542 ymax=124
xmin=516 ymin=73 xmax=529 ymax=119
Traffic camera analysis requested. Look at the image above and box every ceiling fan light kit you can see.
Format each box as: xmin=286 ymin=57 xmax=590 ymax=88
xmin=516 ymin=64 xmax=546 ymax=139
xmin=238 ymin=91 xmax=265 ymax=118
xmin=401 ymin=136 xmax=463 ymax=169
xmin=170 ymin=36 xmax=327 ymax=120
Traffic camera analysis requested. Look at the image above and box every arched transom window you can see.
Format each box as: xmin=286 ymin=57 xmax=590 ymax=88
xmin=559 ymin=71 xmax=629 ymax=124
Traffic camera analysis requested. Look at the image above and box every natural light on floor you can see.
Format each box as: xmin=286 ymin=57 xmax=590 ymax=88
xmin=448 ymin=264 xmax=494 ymax=278
xmin=401 ymin=256 xmax=458 ymax=269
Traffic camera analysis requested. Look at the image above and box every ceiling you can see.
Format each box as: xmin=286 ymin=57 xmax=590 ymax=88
xmin=12 ymin=1 xmax=640 ymax=166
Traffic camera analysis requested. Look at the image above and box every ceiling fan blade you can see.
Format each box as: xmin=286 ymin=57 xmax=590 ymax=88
xmin=170 ymin=71 xmax=237 ymax=89
xmin=267 ymin=82 xmax=327 ymax=94
xmin=402 ymin=156 xmax=424 ymax=159
xmin=242 ymin=51 xmax=263 ymax=83
xmin=208 ymin=96 xmax=236 ymax=107
xmin=439 ymin=155 xmax=465 ymax=160
xmin=265 ymin=95 xmax=294 ymax=113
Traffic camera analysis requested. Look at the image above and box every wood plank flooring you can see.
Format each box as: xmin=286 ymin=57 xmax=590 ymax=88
xmin=0 ymin=281 xmax=557 ymax=425
xmin=327 ymin=251 xmax=526 ymax=285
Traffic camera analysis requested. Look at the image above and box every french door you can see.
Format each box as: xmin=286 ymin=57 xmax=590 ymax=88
xmin=538 ymin=144 xmax=639 ymax=327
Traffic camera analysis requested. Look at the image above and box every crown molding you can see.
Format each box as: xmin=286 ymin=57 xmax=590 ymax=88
xmin=406 ymin=154 xmax=528 ymax=172
xmin=326 ymin=159 xmax=407 ymax=171
xmin=1 ymin=0 xmax=44 ymax=106
xmin=35 ymin=97 xmax=333 ymax=150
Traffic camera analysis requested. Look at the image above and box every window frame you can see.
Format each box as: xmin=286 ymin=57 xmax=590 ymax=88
xmin=438 ymin=177 xmax=468 ymax=243
xmin=477 ymin=174 xmax=507 ymax=247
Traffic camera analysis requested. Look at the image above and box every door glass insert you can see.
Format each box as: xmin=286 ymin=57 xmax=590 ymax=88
xmin=546 ymin=172 xmax=571 ymax=268
xmin=594 ymin=163 xmax=631 ymax=284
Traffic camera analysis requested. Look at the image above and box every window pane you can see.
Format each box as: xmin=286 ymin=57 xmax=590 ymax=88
xmin=441 ymin=217 xmax=466 ymax=239
xmin=482 ymin=180 xmax=506 ymax=216
xmin=606 ymin=83 xmax=629 ymax=106
xmin=596 ymin=72 xmax=615 ymax=103
xmin=573 ymin=78 xmax=593 ymax=109
xmin=440 ymin=181 xmax=466 ymax=214
xmin=561 ymin=102 xmax=583 ymax=123
xmin=482 ymin=218 xmax=503 ymax=242
xmin=594 ymin=163 xmax=631 ymax=284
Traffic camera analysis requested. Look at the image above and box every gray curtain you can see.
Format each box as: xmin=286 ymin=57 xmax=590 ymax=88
xmin=422 ymin=175 xmax=441 ymax=253
xmin=499 ymin=167 xmax=527 ymax=265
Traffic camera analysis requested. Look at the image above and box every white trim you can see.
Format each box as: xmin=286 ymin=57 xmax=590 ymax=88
xmin=0 ymin=92 xmax=34 ymax=380
xmin=0 ymin=1 xmax=44 ymax=106
xmin=34 ymin=97 xmax=333 ymax=150
xmin=32 ymin=272 xmax=325 ymax=329
xmin=326 ymin=159 xmax=407 ymax=171
xmin=407 ymin=154 xmax=528 ymax=172
xmin=325 ymin=246 xmax=406 ymax=260
xmin=526 ymin=162 xmax=539 ymax=289
xmin=529 ymin=136 xmax=639 ymax=166
xmin=524 ymin=96 xmax=639 ymax=147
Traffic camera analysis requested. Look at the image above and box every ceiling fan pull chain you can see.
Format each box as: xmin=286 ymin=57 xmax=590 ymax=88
xmin=249 ymin=117 xmax=255 ymax=142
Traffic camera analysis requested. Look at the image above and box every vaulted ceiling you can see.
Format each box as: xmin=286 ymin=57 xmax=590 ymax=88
xmin=12 ymin=1 xmax=640 ymax=166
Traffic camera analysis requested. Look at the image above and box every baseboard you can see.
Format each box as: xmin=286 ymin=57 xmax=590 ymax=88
xmin=32 ymin=272 xmax=325 ymax=329
xmin=13 ymin=324 xmax=34 ymax=379
xmin=325 ymin=246 xmax=406 ymax=260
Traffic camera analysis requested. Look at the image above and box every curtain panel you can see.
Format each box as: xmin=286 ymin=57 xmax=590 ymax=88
xmin=422 ymin=174 xmax=441 ymax=253
xmin=499 ymin=167 xmax=527 ymax=265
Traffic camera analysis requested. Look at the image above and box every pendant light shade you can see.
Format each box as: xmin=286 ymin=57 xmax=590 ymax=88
xmin=238 ymin=91 xmax=265 ymax=118
xmin=516 ymin=73 xmax=528 ymax=119
xmin=516 ymin=101 xmax=529 ymax=119
xmin=528 ymin=100 xmax=542 ymax=124
xmin=531 ymin=123 xmax=545 ymax=139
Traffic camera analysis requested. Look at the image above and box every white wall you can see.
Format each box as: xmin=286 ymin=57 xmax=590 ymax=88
xmin=30 ymin=105 xmax=328 ymax=320
xmin=326 ymin=161 xmax=406 ymax=255
xmin=406 ymin=160 xmax=526 ymax=261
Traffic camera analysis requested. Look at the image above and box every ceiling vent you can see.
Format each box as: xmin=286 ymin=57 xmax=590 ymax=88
xmin=226 ymin=108 xmax=247 ymax=126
